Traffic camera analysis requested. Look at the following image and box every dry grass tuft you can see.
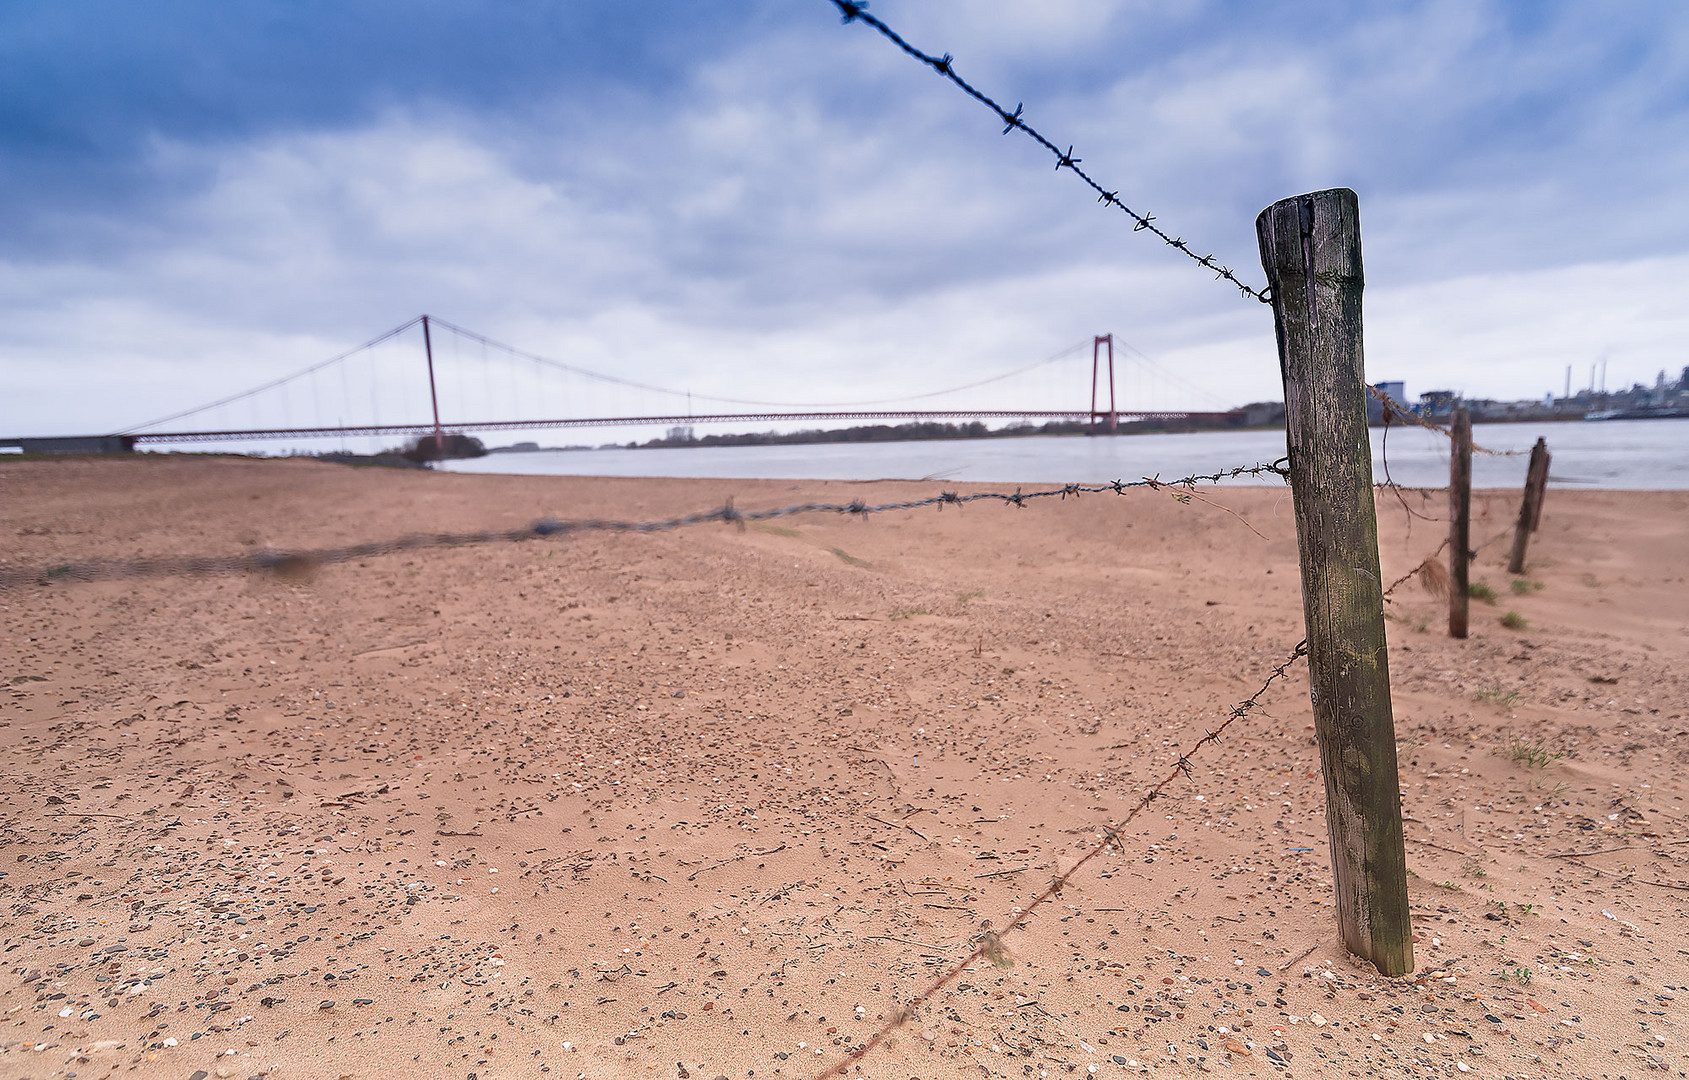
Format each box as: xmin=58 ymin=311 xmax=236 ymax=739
xmin=265 ymin=554 xmax=317 ymax=583
xmin=1414 ymin=556 xmax=1450 ymax=599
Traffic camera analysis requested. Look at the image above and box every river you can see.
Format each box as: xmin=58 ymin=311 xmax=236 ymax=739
xmin=441 ymin=417 xmax=1689 ymax=490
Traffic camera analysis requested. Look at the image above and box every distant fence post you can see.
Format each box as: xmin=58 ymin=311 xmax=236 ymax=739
xmin=1448 ymin=409 xmax=1472 ymax=638
xmin=1257 ymin=188 xmax=1413 ymax=976
xmin=1508 ymin=437 xmax=1551 ymax=573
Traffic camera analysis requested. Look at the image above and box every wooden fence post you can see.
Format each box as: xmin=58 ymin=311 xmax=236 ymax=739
xmin=1257 ymin=188 xmax=1413 ymax=976
xmin=1507 ymin=437 xmax=1550 ymax=574
xmin=1529 ymin=442 xmax=1549 ymax=531
xmin=1448 ymin=409 xmax=1472 ymax=638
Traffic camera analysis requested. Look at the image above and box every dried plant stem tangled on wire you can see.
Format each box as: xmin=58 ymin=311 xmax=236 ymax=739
xmin=0 ymin=462 xmax=1288 ymax=590
xmin=830 ymin=0 xmax=1269 ymax=304
xmin=811 ymin=637 xmax=1308 ymax=1079
xmin=1368 ymin=386 xmax=1525 ymax=457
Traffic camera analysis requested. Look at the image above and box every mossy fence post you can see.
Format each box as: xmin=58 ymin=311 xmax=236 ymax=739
xmin=1507 ymin=437 xmax=1550 ymax=574
xmin=1448 ymin=408 xmax=1472 ymax=638
xmin=1256 ymin=188 xmax=1414 ymax=976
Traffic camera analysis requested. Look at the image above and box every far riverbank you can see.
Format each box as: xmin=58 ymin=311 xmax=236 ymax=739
xmin=444 ymin=416 xmax=1689 ymax=490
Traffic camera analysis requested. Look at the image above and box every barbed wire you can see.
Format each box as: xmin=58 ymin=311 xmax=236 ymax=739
xmin=813 ymin=636 xmax=1309 ymax=1079
xmin=1367 ymin=386 xmax=1526 ymax=457
xmin=0 ymin=461 xmax=1289 ymax=591
xmin=830 ymin=1 xmax=1270 ymax=304
xmin=1382 ymin=536 xmax=1451 ymax=600
xmin=1381 ymin=518 xmax=1530 ymax=604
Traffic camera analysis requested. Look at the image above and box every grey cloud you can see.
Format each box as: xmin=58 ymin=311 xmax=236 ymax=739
xmin=4 ymin=1 xmax=1688 ymax=439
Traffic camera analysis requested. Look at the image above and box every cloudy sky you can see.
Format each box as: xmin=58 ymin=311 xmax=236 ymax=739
xmin=3 ymin=0 xmax=1686 ymax=442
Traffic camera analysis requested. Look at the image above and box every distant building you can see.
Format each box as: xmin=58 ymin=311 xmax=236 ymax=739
xmin=1418 ymin=390 xmax=1460 ymax=419
xmin=1236 ymin=401 xmax=1286 ymax=427
xmin=1367 ymin=381 xmax=1406 ymax=423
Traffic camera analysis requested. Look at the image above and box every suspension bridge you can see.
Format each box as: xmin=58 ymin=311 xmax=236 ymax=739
xmin=5 ymin=316 xmax=1246 ymax=453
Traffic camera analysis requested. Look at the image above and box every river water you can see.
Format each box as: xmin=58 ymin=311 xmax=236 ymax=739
xmin=441 ymin=417 xmax=1689 ymax=490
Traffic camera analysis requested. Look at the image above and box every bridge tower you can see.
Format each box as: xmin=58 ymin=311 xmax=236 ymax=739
xmin=1090 ymin=334 xmax=1117 ymax=434
xmin=422 ymin=314 xmax=445 ymax=452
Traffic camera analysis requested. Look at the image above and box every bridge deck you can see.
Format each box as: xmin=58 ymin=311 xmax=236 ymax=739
xmin=109 ymin=409 xmax=1227 ymax=444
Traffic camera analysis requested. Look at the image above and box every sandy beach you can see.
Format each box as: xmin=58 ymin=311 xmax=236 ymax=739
xmin=2 ymin=454 xmax=1686 ymax=1080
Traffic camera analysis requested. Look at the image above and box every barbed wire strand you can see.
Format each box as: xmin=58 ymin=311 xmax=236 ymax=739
xmin=0 ymin=462 xmax=1289 ymax=591
xmin=1367 ymin=386 xmax=1526 ymax=457
xmin=830 ymin=1 xmax=1269 ymax=304
xmin=1377 ymin=413 xmax=1445 ymax=530
xmin=812 ymin=637 xmax=1309 ymax=1080
xmin=1382 ymin=536 xmax=1451 ymax=601
xmin=1381 ymin=518 xmax=1525 ymax=605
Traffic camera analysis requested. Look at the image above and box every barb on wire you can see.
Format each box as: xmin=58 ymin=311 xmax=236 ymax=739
xmin=830 ymin=1 xmax=1270 ymax=304
xmin=813 ymin=636 xmax=1308 ymax=1080
xmin=1 ymin=462 xmax=1289 ymax=590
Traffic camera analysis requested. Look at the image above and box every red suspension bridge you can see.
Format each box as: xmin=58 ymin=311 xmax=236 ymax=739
xmin=6 ymin=316 xmax=1244 ymax=452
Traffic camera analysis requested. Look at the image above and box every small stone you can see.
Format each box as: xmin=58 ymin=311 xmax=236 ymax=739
xmin=319 ymin=1000 xmax=335 ymax=1010
xmin=190 ymin=1072 xmax=210 ymax=1080
xmin=77 ymin=937 xmax=95 ymax=947
xmin=1225 ymin=1040 xmax=1249 ymax=1056
xmin=1309 ymin=1013 xmax=1327 ymax=1027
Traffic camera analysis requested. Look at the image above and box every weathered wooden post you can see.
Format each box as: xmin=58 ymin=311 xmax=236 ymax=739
xmin=1257 ymin=188 xmax=1413 ymax=976
xmin=1448 ymin=409 xmax=1472 ymax=638
xmin=1507 ymin=438 xmax=1550 ymax=574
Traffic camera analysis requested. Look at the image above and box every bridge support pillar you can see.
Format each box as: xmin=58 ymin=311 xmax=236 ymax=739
xmin=423 ymin=315 xmax=445 ymax=453
xmin=1090 ymin=334 xmax=1116 ymax=434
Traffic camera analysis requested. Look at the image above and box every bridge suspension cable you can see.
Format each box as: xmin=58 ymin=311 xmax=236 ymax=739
xmin=1112 ymin=337 xmax=1237 ymax=412
xmin=115 ymin=317 xmax=422 ymax=436
xmin=426 ymin=317 xmax=1091 ymax=411
xmin=114 ymin=315 xmax=1109 ymax=441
